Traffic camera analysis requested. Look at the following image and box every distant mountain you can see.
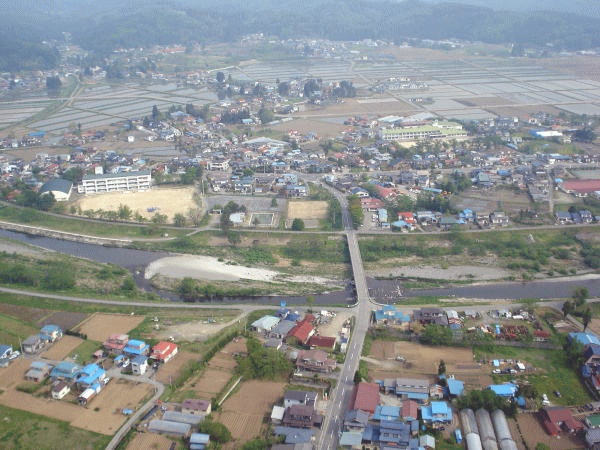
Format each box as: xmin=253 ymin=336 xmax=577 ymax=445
xmin=411 ymin=0 xmax=600 ymax=17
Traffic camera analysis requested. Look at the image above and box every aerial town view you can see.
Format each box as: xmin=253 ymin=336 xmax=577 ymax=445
xmin=2 ymin=0 xmax=600 ymax=449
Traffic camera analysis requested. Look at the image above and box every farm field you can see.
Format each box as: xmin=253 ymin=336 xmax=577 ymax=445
xmin=0 ymin=376 xmax=152 ymax=435
xmin=40 ymin=335 xmax=84 ymax=360
xmin=516 ymin=412 xmax=584 ymax=450
xmin=126 ymin=431 xmax=176 ymax=450
xmin=76 ymin=313 xmax=145 ymax=341
xmin=0 ymin=303 xmax=49 ymax=323
xmin=0 ymin=358 xmax=31 ymax=390
xmin=75 ymin=186 xmax=197 ymax=221
xmin=0 ymin=404 xmax=110 ymax=450
xmin=287 ymin=200 xmax=328 ymax=220
xmin=154 ymin=351 xmax=199 ymax=385
xmin=174 ymin=338 xmax=246 ymax=401
xmin=217 ymin=380 xmax=286 ymax=448
xmin=0 ymin=314 xmax=39 ymax=348
xmin=39 ymin=311 xmax=90 ymax=331
xmin=367 ymin=340 xmax=492 ymax=390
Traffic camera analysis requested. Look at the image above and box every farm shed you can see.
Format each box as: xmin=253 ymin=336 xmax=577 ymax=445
xmin=251 ymin=315 xmax=280 ymax=334
xmin=189 ymin=433 xmax=210 ymax=450
xmin=271 ymin=405 xmax=285 ymax=424
xmin=148 ymin=419 xmax=191 ymax=437
xmin=162 ymin=410 xmax=203 ymax=426
xmin=181 ymin=398 xmax=211 ymax=416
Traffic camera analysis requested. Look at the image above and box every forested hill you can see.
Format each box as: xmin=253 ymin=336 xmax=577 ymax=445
xmin=2 ymin=0 xmax=600 ymax=71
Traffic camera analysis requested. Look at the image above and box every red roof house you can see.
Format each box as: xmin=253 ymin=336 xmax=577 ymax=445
xmin=286 ymin=321 xmax=315 ymax=346
xmin=102 ymin=334 xmax=129 ymax=354
xmin=307 ymin=335 xmax=337 ymax=351
xmin=351 ymin=382 xmax=380 ymax=414
xmin=540 ymin=407 xmax=584 ymax=436
xmin=398 ymin=212 xmax=416 ymax=224
xmin=152 ymin=341 xmax=178 ymax=363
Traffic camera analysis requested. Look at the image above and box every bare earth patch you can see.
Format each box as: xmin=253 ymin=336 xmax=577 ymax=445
xmin=76 ymin=313 xmax=144 ymax=342
xmin=159 ymin=314 xmax=245 ymax=342
xmin=154 ymin=351 xmax=199 ymax=385
xmin=516 ymin=412 xmax=584 ymax=450
xmin=367 ymin=264 xmax=510 ymax=281
xmin=126 ymin=431 xmax=175 ymax=450
xmin=74 ymin=186 xmax=197 ymax=221
xmin=217 ymin=380 xmax=286 ymax=448
xmin=40 ymin=335 xmax=84 ymax=361
xmin=287 ymin=200 xmax=328 ymax=220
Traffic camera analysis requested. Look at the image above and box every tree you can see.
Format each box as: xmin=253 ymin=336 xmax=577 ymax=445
xmin=46 ymin=75 xmax=62 ymax=92
xmin=177 ymin=277 xmax=197 ymax=301
xmin=187 ymin=208 xmax=203 ymax=227
xmin=173 ymin=213 xmax=187 ymax=227
xmin=562 ymin=300 xmax=574 ymax=318
xmin=199 ymin=420 xmax=231 ymax=444
xmin=37 ymin=192 xmax=56 ymax=211
xmin=117 ymin=204 xmax=132 ymax=220
xmin=277 ymin=81 xmax=290 ymax=96
xmin=227 ymin=230 xmax=241 ymax=246
xmin=151 ymin=213 xmax=167 ymax=225
xmin=291 ymin=218 xmax=305 ymax=231
xmin=573 ymin=286 xmax=589 ymax=307
xmin=306 ymin=295 xmax=315 ymax=312
xmin=258 ymin=107 xmax=274 ymax=124
xmin=151 ymin=105 xmax=160 ymax=121
xmin=583 ymin=307 xmax=593 ymax=331
xmin=216 ymin=71 xmax=225 ymax=83
xmin=270 ymin=197 xmax=278 ymax=207
xmin=420 ymin=325 xmax=453 ymax=346
xmin=241 ymin=439 xmax=268 ymax=450
xmin=438 ymin=360 xmax=447 ymax=376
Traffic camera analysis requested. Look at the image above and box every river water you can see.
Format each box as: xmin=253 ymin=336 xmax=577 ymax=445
xmin=1 ymin=228 xmax=597 ymax=304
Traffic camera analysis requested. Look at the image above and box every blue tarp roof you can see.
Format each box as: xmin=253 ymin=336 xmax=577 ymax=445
xmin=569 ymin=332 xmax=600 ymax=346
xmin=488 ymin=383 xmax=518 ymax=397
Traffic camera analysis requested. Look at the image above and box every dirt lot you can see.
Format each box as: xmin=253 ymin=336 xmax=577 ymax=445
xmin=39 ymin=311 xmax=90 ymax=331
xmin=158 ymin=314 xmax=245 ymax=342
xmin=74 ymin=186 xmax=197 ymax=221
xmin=76 ymin=313 xmax=145 ymax=341
xmin=0 ymin=377 xmax=152 ymax=435
xmin=181 ymin=338 xmax=246 ymax=399
xmin=368 ymin=340 xmax=491 ymax=389
xmin=287 ymin=200 xmax=328 ymax=220
xmin=40 ymin=335 xmax=84 ymax=360
xmin=217 ymin=380 xmax=286 ymax=448
xmin=516 ymin=412 xmax=584 ymax=450
xmin=0 ymin=357 xmax=30 ymax=390
xmin=317 ymin=310 xmax=352 ymax=337
xmin=154 ymin=351 xmax=199 ymax=385
xmin=126 ymin=431 xmax=176 ymax=450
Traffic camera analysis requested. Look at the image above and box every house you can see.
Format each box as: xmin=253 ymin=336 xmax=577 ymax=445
xmin=282 ymin=404 xmax=322 ymax=428
xmin=286 ymin=320 xmax=315 ymax=346
xmin=413 ymin=308 xmax=448 ymax=326
xmin=0 ymin=345 xmax=12 ymax=359
xmin=131 ymin=355 xmax=149 ymax=375
xmin=402 ymin=400 xmax=419 ymax=421
xmin=307 ymin=335 xmax=337 ymax=351
xmin=152 ymin=341 xmax=178 ymax=363
xmin=39 ymin=324 xmax=62 ymax=342
xmin=264 ymin=338 xmax=283 ymax=350
xmin=489 ymin=211 xmax=509 ymax=226
xmin=103 ymin=334 xmax=129 ymax=354
xmin=339 ymin=431 xmax=363 ymax=449
xmin=344 ymin=409 xmax=370 ymax=432
xmin=181 ymin=398 xmax=211 ymax=416
xmin=25 ymin=361 xmax=52 ymax=382
xmin=395 ymin=377 xmax=430 ymax=402
xmin=51 ymin=381 xmax=71 ymax=399
xmin=251 ymin=315 xmax=281 ymax=334
xmin=421 ymin=401 xmax=453 ymax=424
xmin=273 ymin=426 xmax=314 ymax=445
xmin=379 ymin=420 xmax=411 ymax=447
xmin=586 ymin=428 xmax=600 ymax=449
xmin=295 ymin=349 xmax=336 ymax=373
xmin=284 ymin=390 xmax=318 ymax=408
xmin=487 ymin=383 xmax=518 ymax=398
xmin=22 ymin=335 xmax=45 ymax=354
xmin=351 ymin=382 xmax=380 ymax=414
xmin=540 ymin=406 xmax=584 ymax=435
xmin=40 ymin=179 xmax=73 ymax=201
xmin=585 ymin=414 xmax=600 ymax=429
xmin=270 ymin=320 xmax=296 ymax=339
xmin=123 ymin=339 xmax=150 ymax=357
xmin=374 ymin=305 xmax=411 ymax=325
xmin=555 ymin=211 xmax=573 ymax=224
xmin=189 ymin=433 xmax=210 ymax=450
xmin=420 ymin=434 xmax=436 ymax=449
xmin=76 ymin=363 xmax=106 ymax=387
xmin=446 ymin=378 xmax=465 ymax=398
xmin=50 ymin=361 xmax=82 ymax=380
xmin=584 ymin=345 xmax=600 ymax=367
xmin=373 ymin=405 xmax=400 ymax=421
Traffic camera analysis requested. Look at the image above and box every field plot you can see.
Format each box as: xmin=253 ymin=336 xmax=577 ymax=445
xmin=0 ymin=378 xmax=152 ymax=435
xmin=0 ymin=303 xmax=49 ymax=324
xmin=0 ymin=358 xmax=30 ymax=390
xmin=179 ymin=338 xmax=246 ymax=400
xmin=368 ymin=340 xmax=491 ymax=389
xmin=126 ymin=432 xmax=175 ymax=450
xmin=0 ymin=314 xmax=40 ymax=347
xmin=39 ymin=311 xmax=89 ymax=331
xmin=217 ymin=380 xmax=286 ymax=448
xmin=287 ymin=200 xmax=328 ymax=219
xmin=154 ymin=351 xmax=199 ymax=385
xmin=41 ymin=335 xmax=84 ymax=360
xmin=75 ymin=186 xmax=197 ymax=221
xmin=76 ymin=313 xmax=144 ymax=341
xmin=516 ymin=412 xmax=583 ymax=450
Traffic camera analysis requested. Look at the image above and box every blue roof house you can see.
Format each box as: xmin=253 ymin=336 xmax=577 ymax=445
xmin=76 ymin=363 xmax=106 ymax=387
xmin=373 ymin=405 xmax=400 ymax=421
xmin=488 ymin=383 xmax=518 ymax=398
xmin=374 ymin=305 xmax=411 ymax=325
xmin=39 ymin=324 xmax=63 ymax=342
xmin=339 ymin=431 xmax=363 ymax=448
xmin=123 ymin=339 xmax=150 ymax=356
xmin=446 ymin=378 xmax=465 ymax=398
xmin=379 ymin=420 xmax=411 ymax=446
xmin=0 ymin=345 xmax=12 ymax=359
xmin=420 ymin=401 xmax=453 ymax=423
xmin=51 ymin=361 xmax=82 ymax=380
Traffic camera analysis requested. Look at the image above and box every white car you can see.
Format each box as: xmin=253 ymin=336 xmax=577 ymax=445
xmin=8 ymin=351 xmax=20 ymax=360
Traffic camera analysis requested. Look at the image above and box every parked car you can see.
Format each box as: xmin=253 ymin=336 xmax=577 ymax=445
xmin=8 ymin=351 xmax=20 ymax=360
